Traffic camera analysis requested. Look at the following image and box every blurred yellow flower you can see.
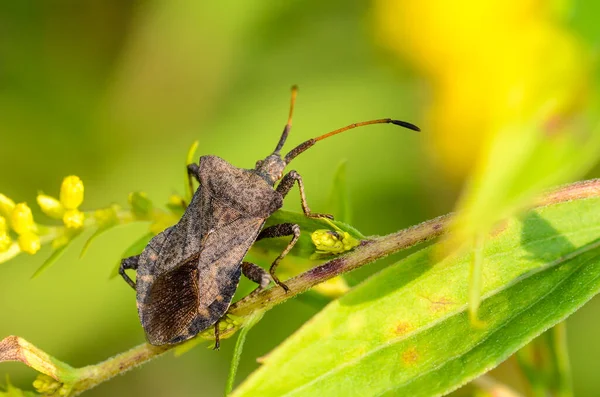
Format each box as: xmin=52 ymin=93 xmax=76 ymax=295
xmin=375 ymin=0 xmax=600 ymax=321
xmin=11 ymin=203 xmax=35 ymax=235
xmin=0 ymin=193 xmax=15 ymax=218
xmin=37 ymin=194 xmax=64 ymax=219
xmin=375 ymin=0 xmax=593 ymax=179
xmin=0 ymin=216 xmax=11 ymax=253
xmin=63 ymin=209 xmax=85 ymax=229
xmin=38 ymin=176 xmax=86 ymax=230
xmin=60 ymin=176 xmax=84 ymax=210
xmin=18 ymin=232 xmax=40 ymax=255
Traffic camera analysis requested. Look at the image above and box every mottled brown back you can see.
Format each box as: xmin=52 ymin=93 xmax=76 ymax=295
xmin=135 ymin=155 xmax=283 ymax=345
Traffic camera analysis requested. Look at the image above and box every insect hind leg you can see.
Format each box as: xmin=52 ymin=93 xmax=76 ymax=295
xmin=242 ymin=261 xmax=272 ymax=296
xmin=119 ymin=255 xmax=140 ymax=290
xmin=256 ymin=223 xmax=301 ymax=292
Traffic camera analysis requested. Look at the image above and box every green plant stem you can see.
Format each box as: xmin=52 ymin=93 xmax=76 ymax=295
xmin=1 ymin=179 xmax=599 ymax=396
xmin=551 ymin=322 xmax=573 ymax=397
xmin=225 ymin=312 xmax=264 ymax=396
xmin=517 ymin=321 xmax=573 ymax=397
xmin=70 ymin=344 xmax=171 ymax=394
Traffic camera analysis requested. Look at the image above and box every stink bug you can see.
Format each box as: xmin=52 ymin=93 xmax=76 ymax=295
xmin=119 ymin=86 xmax=419 ymax=347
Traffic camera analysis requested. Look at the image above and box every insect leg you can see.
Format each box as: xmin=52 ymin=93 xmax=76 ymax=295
xmin=213 ymin=322 xmax=220 ymax=350
xmin=119 ymin=255 xmax=140 ymax=290
xmin=276 ymin=170 xmax=333 ymax=219
xmin=241 ymin=261 xmax=272 ymax=295
xmin=256 ymin=223 xmax=301 ymax=292
xmin=186 ymin=163 xmax=201 ymax=197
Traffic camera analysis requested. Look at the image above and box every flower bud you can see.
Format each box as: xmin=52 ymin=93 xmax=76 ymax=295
xmin=60 ymin=176 xmax=84 ymax=210
xmin=37 ymin=194 xmax=64 ymax=218
xmin=18 ymin=232 xmax=41 ymax=254
xmin=128 ymin=191 xmax=153 ymax=218
xmin=63 ymin=209 xmax=85 ymax=229
xmin=11 ymin=202 xmax=35 ymax=234
xmin=311 ymin=227 xmax=359 ymax=255
xmin=33 ymin=374 xmax=62 ymax=395
xmin=0 ymin=193 xmax=15 ymax=218
xmin=0 ymin=233 xmax=11 ymax=253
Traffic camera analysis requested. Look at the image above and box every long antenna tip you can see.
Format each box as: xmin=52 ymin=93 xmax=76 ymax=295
xmin=390 ymin=119 xmax=420 ymax=132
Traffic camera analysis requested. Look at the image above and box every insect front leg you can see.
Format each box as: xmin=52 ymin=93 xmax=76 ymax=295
xmin=276 ymin=170 xmax=333 ymax=219
xmin=186 ymin=163 xmax=201 ymax=198
xmin=256 ymin=223 xmax=301 ymax=292
xmin=119 ymin=255 xmax=140 ymax=290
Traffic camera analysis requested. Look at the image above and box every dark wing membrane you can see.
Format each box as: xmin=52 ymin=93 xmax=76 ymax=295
xmin=141 ymin=261 xmax=200 ymax=345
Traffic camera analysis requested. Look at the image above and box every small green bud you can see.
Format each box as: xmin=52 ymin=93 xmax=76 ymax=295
xmin=93 ymin=204 xmax=120 ymax=228
xmin=33 ymin=374 xmax=62 ymax=394
xmin=311 ymin=228 xmax=359 ymax=255
xmin=129 ymin=191 xmax=153 ymax=218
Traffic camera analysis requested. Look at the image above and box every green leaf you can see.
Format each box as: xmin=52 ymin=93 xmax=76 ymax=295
xmin=225 ymin=312 xmax=264 ymax=396
xmin=79 ymin=222 xmax=119 ymax=259
xmin=232 ymin=197 xmax=600 ymax=397
xmin=110 ymin=232 xmax=154 ymax=278
xmin=31 ymin=245 xmax=69 ymax=279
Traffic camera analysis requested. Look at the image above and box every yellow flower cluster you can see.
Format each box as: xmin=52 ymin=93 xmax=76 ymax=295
xmin=37 ymin=176 xmax=85 ymax=229
xmin=0 ymin=194 xmax=40 ymax=254
xmin=0 ymin=176 xmax=86 ymax=255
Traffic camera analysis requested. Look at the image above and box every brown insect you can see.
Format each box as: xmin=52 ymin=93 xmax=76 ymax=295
xmin=119 ymin=86 xmax=419 ymax=347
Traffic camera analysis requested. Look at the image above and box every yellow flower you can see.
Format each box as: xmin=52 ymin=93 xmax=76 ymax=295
xmin=18 ymin=232 xmax=41 ymax=254
xmin=0 ymin=216 xmax=9 ymax=252
xmin=10 ymin=203 xmax=35 ymax=235
xmin=37 ymin=194 xmax=64 ymax=219
xmin=0 ymin=193 xmax=15 ymax=218
xmin=63 ymin=209 xmax=85 ymax=229
xmin=60 ymin=176 xmax=84 ymax=210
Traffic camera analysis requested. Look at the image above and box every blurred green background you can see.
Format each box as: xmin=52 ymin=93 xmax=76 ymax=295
xmin=1 ymin=1 xmax=600 ymax=396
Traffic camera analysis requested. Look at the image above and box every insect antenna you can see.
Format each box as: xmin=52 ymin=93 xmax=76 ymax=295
xmin=284 ymin=118 xmax=420 ymax=164
xmin=273 ymin=85 xmax=298 ymax=154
